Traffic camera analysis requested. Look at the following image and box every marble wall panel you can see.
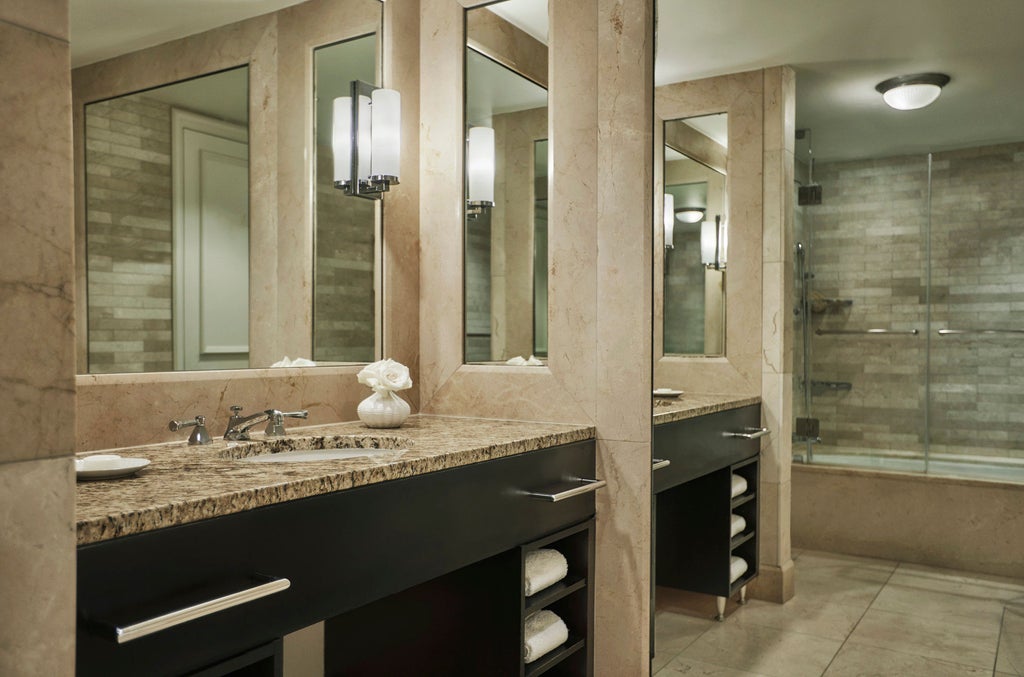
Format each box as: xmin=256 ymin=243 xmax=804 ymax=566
xmin=0 ymin=18 xmax=75 ymax=463
xmin=77 ymin=366 xmax=370 ymax=451
xmin=0 ymin=7 xmax=76 ymax=676
xmin=0 ymin=457 xmax=76 ymax=677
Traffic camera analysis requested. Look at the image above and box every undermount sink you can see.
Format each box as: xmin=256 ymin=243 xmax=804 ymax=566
xmin=220 ymin=434 xmax=411 ymax=464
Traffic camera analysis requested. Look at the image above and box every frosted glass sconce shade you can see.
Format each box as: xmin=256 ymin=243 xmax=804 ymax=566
xmin=332 ymin=80 xmax=401 ymax=200
xmin=663 ymin=193 xmax=675 ymax=248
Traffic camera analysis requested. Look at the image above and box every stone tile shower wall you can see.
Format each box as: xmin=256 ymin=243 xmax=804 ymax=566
xmin=85 ymin=95 xmax=173 ymax=373
xmin=314 ymin=143 xmax=375 ymax=363
xmin=809 ymin=141 xmax=1024 ymax=462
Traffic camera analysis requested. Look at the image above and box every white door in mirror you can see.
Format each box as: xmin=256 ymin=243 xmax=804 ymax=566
xmin=76 ymin=455 xmax=151 ymax=481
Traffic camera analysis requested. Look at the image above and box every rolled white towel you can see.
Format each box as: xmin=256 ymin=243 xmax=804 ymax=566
xmin=730 ymin=473 xmax=748 ymax=498
xmin=524 ymin=548 xmax=568 ymax=596
xmin=730 ymin=513 xmax=746 ymax=538
xmin=729 ymin=555 xmax=748 ymax=584
xmin=523 ymin=610 xmax=569 ymax=664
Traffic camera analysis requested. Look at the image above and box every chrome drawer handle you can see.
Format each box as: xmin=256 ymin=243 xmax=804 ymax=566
xmin=114 ymin=575 xmax=290 ymax=644
xmin=525 ymin=478 xmax=606 ymax=502
xmin=652 ymin=458 xmax=671 ymax=471
xmin=724 ymin=427 xmax=770 ymax=440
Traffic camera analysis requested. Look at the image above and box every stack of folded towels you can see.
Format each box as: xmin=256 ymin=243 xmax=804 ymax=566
xmin=523 ymin=548 xmax=571 ymax=663
xmin=730 ymin=473 xmax=747 ymax=498
xmin=524 ymin=610 xmax=569 ymax=664
xmin=729 ymin=555 xmax=748 ymax=584
xmin=730 ymin=513 xmax=746 ymax=538
xmin=524 ymin=548 xmax=568 ymax=596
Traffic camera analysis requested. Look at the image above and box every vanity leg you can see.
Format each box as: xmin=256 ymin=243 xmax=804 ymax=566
xmin=739 ymin=585 xmax=748 ymax=605
xmin=715 ymin=596 xmax=726 ymax=622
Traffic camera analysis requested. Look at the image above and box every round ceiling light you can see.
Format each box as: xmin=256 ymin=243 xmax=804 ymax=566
xmin=675 ymin=207 xmax=705 ymax=224
xmin=875 ymin=73 xmax=950 ymax=111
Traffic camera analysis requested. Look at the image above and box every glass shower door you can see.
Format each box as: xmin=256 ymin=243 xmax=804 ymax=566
xmin=926 ymin=143 xmax=1024 ymax=480
xmin=798 ymin=151 xmax=931 ymax=472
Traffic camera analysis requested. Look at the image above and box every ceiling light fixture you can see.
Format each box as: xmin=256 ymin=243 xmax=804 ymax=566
xmin=675 ymin=207 xmax=705 ymax=224
xmin=875 ymin=73 xmax=950 ymax=111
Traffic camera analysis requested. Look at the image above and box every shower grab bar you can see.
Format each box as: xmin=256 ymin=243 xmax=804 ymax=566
xmin=937 ymin=328 xmax=1024 ymax=336
xmin=815 ymin=328 xmax=919 ymax=336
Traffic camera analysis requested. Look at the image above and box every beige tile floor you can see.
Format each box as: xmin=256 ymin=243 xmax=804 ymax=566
xmin=653 ymin=550 xmax=1024 ymax=677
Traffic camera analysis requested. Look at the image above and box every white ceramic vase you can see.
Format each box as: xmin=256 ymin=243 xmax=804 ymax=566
xmin=357 ymin=390 xmax=411 ymax=428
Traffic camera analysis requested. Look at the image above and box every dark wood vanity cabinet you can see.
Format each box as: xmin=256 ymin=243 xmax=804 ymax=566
xmin=653 ymin=405 xmax=763 ymax=619
xmin=77 ymin=440 xmax=598 ymax=677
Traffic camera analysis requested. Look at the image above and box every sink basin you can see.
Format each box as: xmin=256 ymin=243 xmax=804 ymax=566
xmin=220 ymin=434 xmax=411 ymax=464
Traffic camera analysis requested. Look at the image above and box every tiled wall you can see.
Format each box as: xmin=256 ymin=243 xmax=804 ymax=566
xmin=85 ymin=95 xmax=173 ymax=373
xmin=807 ymin=141 xmax=1024 ymax=461
xmin=313 ymin=143 xmax=375 ymax=363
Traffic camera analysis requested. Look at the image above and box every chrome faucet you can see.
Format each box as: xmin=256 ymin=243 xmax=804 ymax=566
xmin=223 ymin=405 xmax=309 ymax=441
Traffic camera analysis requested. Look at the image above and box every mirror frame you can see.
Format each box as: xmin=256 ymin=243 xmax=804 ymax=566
xmin=654 ymin=70 xmax=765 ymax=393
xmin=71 ymin=0 xmax=423 ymax=452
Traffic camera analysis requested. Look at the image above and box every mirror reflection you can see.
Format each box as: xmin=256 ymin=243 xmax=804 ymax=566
xmin=85 ymin=67 xmax=249 ymax=373
xmin=662 ymin=113 xmax=728 ymax=357
xmin=463 ymin=0 xmax=549 ymax=364
xmin=313 ymin=34 xmax=379 ymax=363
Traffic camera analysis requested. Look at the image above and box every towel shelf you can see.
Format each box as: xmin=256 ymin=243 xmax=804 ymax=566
xmin=520 ymin=519 xmax=594 ymax=676
xmin=525 ymin=637 xmax=585 ymax=677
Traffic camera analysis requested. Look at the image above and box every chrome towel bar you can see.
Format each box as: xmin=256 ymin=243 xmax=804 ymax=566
xmin=938 ymin=328 xmax=1024 ymax=336
xmin=815 ymin=328 xmax=919 ymax=336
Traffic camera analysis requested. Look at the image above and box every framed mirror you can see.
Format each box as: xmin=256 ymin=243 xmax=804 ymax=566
xmin=84 ymin=67 xmax=250 ymax=373
xmin=313 ymin=34 xmax=380 ymax=364
xmin=662 ymin=113 xmax=728 ymax=357
xmin=74 ymin=0 xmax=385 ymax=375
xmin=463 ymin=0 xmax=550 ymax=364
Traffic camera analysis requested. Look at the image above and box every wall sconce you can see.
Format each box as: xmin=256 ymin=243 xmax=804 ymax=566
xmin=466 ymin=126 xmax=495 ymax=219
xmin=333 ymin=80 xmax=401 ymax=200
xmin=700 ymin=216 xmax=727 ymax=270
xmin=663 ymin=193 xmax=675 ymax=249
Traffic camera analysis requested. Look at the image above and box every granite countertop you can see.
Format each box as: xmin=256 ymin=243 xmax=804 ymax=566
xmin=653 ymin=393 xmax=761 ymax=425
xmin=76 ymin=415 xmax=595 ymax=546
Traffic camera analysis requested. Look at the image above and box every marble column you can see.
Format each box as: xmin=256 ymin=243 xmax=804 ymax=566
xmin=0 ymin=1 xmax=77 ymax=674
xmin=594 ymin=0 xmax=654 ymax=673
xmin=750 ymin=65 xmax=796 ymax=603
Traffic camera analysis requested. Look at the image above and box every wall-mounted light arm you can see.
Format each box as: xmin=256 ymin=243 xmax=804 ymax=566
xmin=466 ymin=126 xmax=495 ymax=219
xmin=333 ymin=80 xmax=401 ymax=200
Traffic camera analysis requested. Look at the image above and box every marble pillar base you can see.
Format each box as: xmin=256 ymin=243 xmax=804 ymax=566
xmin=747 ymin=559 xmax=795 ymax=604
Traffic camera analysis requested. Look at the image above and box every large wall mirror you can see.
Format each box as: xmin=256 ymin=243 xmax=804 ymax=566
xmin=662 ymin=113 xmax=728 ymax=357
xmin=463 ymin=0 xmax=550 ymax=364
xmin=84 ymin=67 xmax=250 ymax=373
xmin=74 ymin=0 xmax=383 ymax=375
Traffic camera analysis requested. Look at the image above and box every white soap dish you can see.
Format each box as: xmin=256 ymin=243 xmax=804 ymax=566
xmin=76 ymin=454 xmax=150 ymax=481
xmin=653 ymin=388 xmax=684 ymax=398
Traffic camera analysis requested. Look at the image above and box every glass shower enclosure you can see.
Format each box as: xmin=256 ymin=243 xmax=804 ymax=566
xmin=794 ymin=140 xmax=1024 ymax=482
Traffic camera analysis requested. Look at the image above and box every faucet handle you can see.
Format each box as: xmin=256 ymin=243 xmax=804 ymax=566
xmin=230 ymin=405 xmax=244 ymax=417
xmin=168 ymin=415 xmax=211 ymax=446
xmin=264 ymin=410 xmax=309 ymax=437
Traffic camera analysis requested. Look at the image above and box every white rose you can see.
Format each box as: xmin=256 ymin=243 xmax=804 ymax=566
xmin=358 ymin=359 xmax=412 ymax=393
xmin=377 ymin=358 xmax=412 ymax=391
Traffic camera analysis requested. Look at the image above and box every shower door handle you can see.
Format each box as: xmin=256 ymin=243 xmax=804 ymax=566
xmin=724 ymin=427 xmax=770 ymax=440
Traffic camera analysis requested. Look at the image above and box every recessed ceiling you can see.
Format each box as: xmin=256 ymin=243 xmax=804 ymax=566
xmin=656 ymin=0 xmax=1024 ymax=161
